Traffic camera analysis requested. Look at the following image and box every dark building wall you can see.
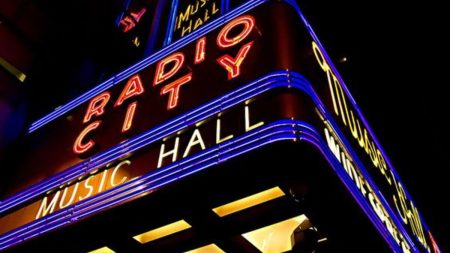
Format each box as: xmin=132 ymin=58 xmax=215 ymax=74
xmin=0 ymin=0 xmax=45 ymax=160
xmin=0 ymin=0 xmax=169 ymax=195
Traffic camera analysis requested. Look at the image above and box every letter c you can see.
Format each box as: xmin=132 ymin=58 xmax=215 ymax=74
xmin=110 ymin=160 xmax=130 ymax=187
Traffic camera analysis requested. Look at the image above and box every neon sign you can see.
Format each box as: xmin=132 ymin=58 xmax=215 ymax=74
xmin=323 ymin=126 xmax=411 ymax=252
xmin=0 ymin=1 xmax=441 ymax=252
xmin=119 ymin=8 xmax=147 ymax=33
xmin=173 ymin=0 xmax=221 ymax=39
xmin=74 ymin=15 xmax=256 ymax=155
xmin=312 ymin=41 xmax=434 ymax=252
xmin=0 ymin=96 xmax=271 ymax=235
xmin=35 ymin=160 xmax=131 ymax=219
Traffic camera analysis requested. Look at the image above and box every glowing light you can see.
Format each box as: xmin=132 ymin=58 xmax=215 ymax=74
xmin=195 ymin=37 xmax=206 ymax=64
xmin=429 ymin=232 xmax=441 ymax=253
xmin=73 ymin=121 xmax=102 ymax=154
xmin=119 ymin=16 xmax=136 ymax=32
xmin=2 ymin=69 xmax=426 ymax=252
xmin=130 ymin=8 xmax=147 ymax=22
xmin=133 ymin=220 xmax=191 ymax=244
xmin=132 ymin=37 xmax=141 ymax=47
xmin=153 ymin=52 xmax=185 ymax=86
xmin=212 ymin=187 xmax=285 ymax=217
xmin=114 ymin=75 xmax=144 ymax=107
xmin=245 ymin=104 xmax=264 ymax=131
xmin=216 ymin=15 xmax=255 ymax=48
xmin=160 ymin=73 xmax=192 ymax=109
xmin=183 ymin=129 xmax=206 ymax=158
xmin=217 ymin=42 xmax=253 ymax=80
xmin=242 ymin=215 xmax=308 ymax=253
xmin=35 ymin=192 xmax=61 ymax=220
xmin=88 ymin=246 xmax=115 ymax=253
xmin=184 ymin=244 xmax=225 ymax=253
xmin=110 ymin=160 xmax=130 ymax=187
xmin=0 ymin=56 xmax=27 ymax=82
xmin=119 ymin=8 xmax=146 ymax=33
xmin=122 ymin=102 xmax=138 ymax=132
xmin=216 ymin=118 xmax=234 ymax=144
xmin=83 ymin=93 xmax=111 ymax=123
xmin=158 ymin=137 xmax=180 ymax=168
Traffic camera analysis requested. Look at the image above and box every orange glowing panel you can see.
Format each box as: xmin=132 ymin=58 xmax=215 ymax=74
xmin=184 ymin=244 xmax=225 ymax=253
xmin=153 ymin=52 xmax=185 ymax=86
xmin=73 ymin=120 xmax=101 ymax=154
xmin=133 ymin=220 xmax=192 ymax=244
xmin=242 ymin=215 xmax=308 ymax=253
xmin=88 ymin=246 xmax=115 ymax=253
xmin=217 ymin=42 xmax=253 ymax=80
xmin=195 ymin=37 xmax=207 ymax=64
xmin=212 ymin=186 xmax=285 ymax=217
xmin=160 ymin=73 xmax=192 ymax=110
xmin=122 ymin=102 xmax=138 ymax=132
xmin=114 ymin=74 xmax=144 ymax=107
xmin=216 ymin=15 xmax=255 ymax=48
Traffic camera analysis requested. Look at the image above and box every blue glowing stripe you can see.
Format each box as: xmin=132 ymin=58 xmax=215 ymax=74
xmin=18 ymin=0 xmax=434 ymax=250
xmin=163 ymin=0 xmax=179 ymax=46
xmin=2 ymin=71 xmax=417 ymax=252
xmin=0 ymin=120 xmax=307 ymax=249
xmin=2 ymin=71 xmax=419 ymax=252
xmin=3 ymin=71 xmax=310 ymax=214
xmin=297 ymin=3 xmax=433 ymax=250
xmin=0 ymin=119 xmax=407 ymax=253
xmin=29 ymin=77 xmax=115 ymax=132
xmin=311 ymin=139 xmax=405 ymax=252
xmin=28 ymin=0 xmax=269 ymax=134
xmin=298 ymin=78 xmax=419 ymax=250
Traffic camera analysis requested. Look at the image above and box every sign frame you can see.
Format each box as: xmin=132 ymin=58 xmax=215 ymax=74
xmin=0 ymin=1 xmax=440 ymax=252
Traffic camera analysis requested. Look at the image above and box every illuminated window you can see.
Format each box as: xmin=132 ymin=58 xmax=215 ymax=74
xmin=242 ymin=215 xmax=308 ymax=253
xmin=87 ymin=246 xmax=115 ymax=253
xmin=133 ymin=220 xmax=192 ymax=244
xmin=184 ymin=244 xmax=225 ymax=253
xmin=212 ymin=187 xmax=285 ymax=217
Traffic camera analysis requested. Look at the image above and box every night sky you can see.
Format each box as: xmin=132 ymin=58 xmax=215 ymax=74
xmin=299 ymin=1 xmax=448 ymax=251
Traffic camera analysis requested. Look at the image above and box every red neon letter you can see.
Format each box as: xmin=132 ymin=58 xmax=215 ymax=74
xmin=195 ymin=37 xmax=206 ymax=64
xmin=122 ymin=102 xmax=137 ymax=132
xmin=73 ymin=120 xmax=101 ymax=154
xmin=217 ymin=41 xmax=253 ymax=79
xmin=160 ymin=73 xmax=192 ymax=110
xmin=115 ymin=74 xmax=144 ymax=107
xmin=217 ymin=15 xmax=255 ymax=48
xmin=429 ymin=232 xmax=441 ymax=253
xmin=153 ymin=52 xmax=185 ymax=86
xmin=130 ymin=8 xmax=147 ymax=22
xmin=119 ymin=8 xmax=146 ymax=33
xmin=83 ymin=92 xmax=111 ymax=123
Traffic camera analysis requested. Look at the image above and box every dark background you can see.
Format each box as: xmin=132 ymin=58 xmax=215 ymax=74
xmin=299 ymin=1 xmax=448 ymax=251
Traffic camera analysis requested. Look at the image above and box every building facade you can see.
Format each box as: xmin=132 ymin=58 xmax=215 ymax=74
xmin=0 ymin=1 xmax=441 ymax=252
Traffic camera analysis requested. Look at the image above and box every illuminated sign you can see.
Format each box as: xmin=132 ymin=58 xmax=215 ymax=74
xmin=0 ymin=96 xmax=273 ymax=234
xmin=310 ymin=39 xmax=437 ymax=253
xmin=0 ymin=1 xmax=440 ymax=252
xmin=170 ymin=0 xmax=222 ymax=42
xmin=119 ymin=8 xmax=147 ymax=33
xmin=2 ymin=14 xmax=262 ymax=198
xmin=322 ymin=125 xmax=411 ymax=252
xmin=115 ymin=0 xmax=168 ymax=51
